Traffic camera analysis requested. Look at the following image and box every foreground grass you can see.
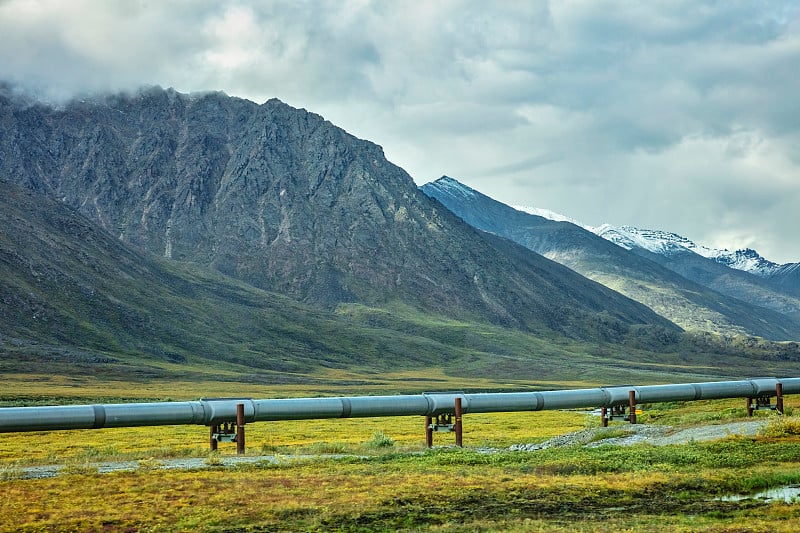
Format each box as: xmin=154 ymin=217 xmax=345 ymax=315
xmin=3 ymin=440 xmax=800 ymax=532
xmin=2 ymin=397 xmax=800 ymax=531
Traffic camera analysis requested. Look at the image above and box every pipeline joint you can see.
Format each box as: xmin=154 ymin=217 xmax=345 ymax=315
xmin=340 ymin=398 xmax=352 ymax=418
xmin=91 ymin=405 xmax=106 ymax=429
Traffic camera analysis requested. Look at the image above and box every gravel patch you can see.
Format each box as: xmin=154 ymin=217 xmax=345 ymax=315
xmin=9 ymin=454 xmax=347 ymax=480
xmin=509 ymin=420 xmax=768 ymax=451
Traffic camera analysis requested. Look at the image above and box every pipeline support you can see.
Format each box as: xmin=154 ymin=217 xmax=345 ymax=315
xmin=454 ymin=397 xmax=463 ymax=448
xmin=236 ymin=403 xmax=245 ymax=455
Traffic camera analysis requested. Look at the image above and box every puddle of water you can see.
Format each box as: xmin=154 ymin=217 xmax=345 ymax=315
xmin=718 ymin=485 xmax=800 ymax=503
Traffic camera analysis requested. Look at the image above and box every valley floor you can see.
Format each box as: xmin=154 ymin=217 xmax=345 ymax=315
xmin=2 ymin=399 xmax=800 ymax=532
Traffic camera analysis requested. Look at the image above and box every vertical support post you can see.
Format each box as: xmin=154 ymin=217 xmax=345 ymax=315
xmin=746 ymin=397 xmax=754 ymax=417
xmin=425 ymin=415 xmax=433 ymax=448
xmin=776 ymin=383 xmax=784 ymax=415
xmin=236 ymin=403 xmax=245 ymax=455
xmin=209 ymin=424 xmax=218 ymax=451
xmin=628 ymin=390 xmax=637 ymax=425
xmin=454 ymin=397 xmax=463 ymax=448
xmin=601 ymin=406 xmax=608 ymax=427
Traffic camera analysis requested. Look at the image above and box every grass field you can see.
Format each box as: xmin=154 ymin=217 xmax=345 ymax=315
xmin=2 ymin=382 xmax=800 ymax=532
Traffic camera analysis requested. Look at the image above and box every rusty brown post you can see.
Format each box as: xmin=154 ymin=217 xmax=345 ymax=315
xmin=425 ymin=416 xmax=433 ymax=448
xmin=236 ymin=403 xmax=245 ymax=455
xmin=209 ymin=424 xmax=218 ymax=451
xmin=601 ymin=406 xmax=608 ymax=427
xmin=628 ymin=390 xmax=637 ymax=424
xmin=776 ymin=383 xmax=784 ymax=414
xmin=746 ymin=397 xmax=753 ymax=417
xmin=454 ymin=397 xmax=463 ymax=448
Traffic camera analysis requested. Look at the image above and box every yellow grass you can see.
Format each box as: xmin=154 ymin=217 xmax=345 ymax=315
xmin=3 ymin=456 xmax=800 ymax=532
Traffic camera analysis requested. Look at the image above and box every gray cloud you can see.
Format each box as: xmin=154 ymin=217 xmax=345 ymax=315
xmin=1 ymin=0 xmax=799 ymax=262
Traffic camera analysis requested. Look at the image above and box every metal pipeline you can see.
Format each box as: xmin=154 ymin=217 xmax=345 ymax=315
xmin=1 ymin=377 xmax=798 ymax=434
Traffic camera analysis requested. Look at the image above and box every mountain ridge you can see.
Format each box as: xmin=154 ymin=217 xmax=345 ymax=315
xmin=510 ymin=189 xmax=800 ymax=303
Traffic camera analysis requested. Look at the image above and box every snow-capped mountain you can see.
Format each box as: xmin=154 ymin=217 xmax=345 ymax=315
xmin=513 ymin=205 xmax=793 ymax=278
xmin=592 ymin=226 xmax=789 ymax=277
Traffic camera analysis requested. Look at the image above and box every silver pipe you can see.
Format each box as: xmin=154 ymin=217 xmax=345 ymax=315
xmin=1 ymin=378 xmax=798 ymax=433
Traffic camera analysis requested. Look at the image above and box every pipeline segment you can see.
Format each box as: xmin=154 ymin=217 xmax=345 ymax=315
xmin=1 ymin=377 xmax=799 ymax=433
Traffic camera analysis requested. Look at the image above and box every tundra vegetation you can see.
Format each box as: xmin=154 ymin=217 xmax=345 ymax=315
xmin=2 ymin=379 xmax=800 ymax=532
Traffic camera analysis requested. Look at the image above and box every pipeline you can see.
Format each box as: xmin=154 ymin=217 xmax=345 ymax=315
xmin=1 ymin=377 xmax=798 ymax=434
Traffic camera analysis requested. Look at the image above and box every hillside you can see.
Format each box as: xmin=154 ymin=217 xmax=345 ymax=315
xmin=0 ymin=180 xmax=415 ymax=381
xmin=422 ymin=177 xmax=800 ymax=341
xmin=0 ymin=85 xmax=677 ymax=341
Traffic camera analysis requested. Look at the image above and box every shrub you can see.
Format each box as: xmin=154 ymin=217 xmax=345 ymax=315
xmin=761 ymin=416 xmax=800 ymax=438
xmin=137 ymin=457 xmax=164 ymax=471
xmin=366 ymin=431 xmax=395 ymax=449
xmin=0 ymin=465 xmax=23 ymax=481
xmin=204 ymin=451 xmax=224 ymax=466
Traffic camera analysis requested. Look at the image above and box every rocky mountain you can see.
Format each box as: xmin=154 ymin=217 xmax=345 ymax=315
xmin=0 ymin=85 xmax=677 ymax=341
xmin=422 ymin=176 xmax=800 ymax=341
xmin=2 ymin=178 xmax=585 ymax=382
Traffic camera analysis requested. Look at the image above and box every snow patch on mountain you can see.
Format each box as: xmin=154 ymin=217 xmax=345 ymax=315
xmin=512 ymin=205 xmax=583 ymax=226
xmin=432 ymin=176 xmax=477 ymax=199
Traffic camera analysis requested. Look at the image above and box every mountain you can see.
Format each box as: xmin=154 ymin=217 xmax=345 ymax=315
xmin=588 ymin=225 xmax=800 ymax=316
xmin=0 ymin=85 xmax=677 ymax=342
xmin=511 ymin=201 xmax=800 ymax=320
xmin=3 ymin=178 xmax=490 ymax=380
xmin=511 ymin=205 xmax=800 ymax=293
xmin=592 ymin=225 xmax=797 ymax=278
xmin=422 ymin=176 xmax=800 ymax=341
xmin=0 ymin=179 xmax=339 ymax=378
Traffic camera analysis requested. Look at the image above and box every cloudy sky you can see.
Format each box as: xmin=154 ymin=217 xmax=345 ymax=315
xmin=2 ymin=0 xmax=799 ymax=263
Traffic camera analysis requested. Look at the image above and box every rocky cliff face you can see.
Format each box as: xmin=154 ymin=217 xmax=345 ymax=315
xmin=0 ymin=85 xmax=677 ymax=338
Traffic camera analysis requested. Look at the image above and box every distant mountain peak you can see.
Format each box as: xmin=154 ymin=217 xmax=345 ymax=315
xmin=588 ymin=225 xmax=789 ymax=277
xmin=430 ymin=176 xmax=477 ymax=198
xmin=506 ymin=199 xmax=792 ymax=278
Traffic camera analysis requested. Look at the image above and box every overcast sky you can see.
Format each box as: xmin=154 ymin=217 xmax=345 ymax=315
xmin=2 ymin=0 xmax=799 ymax=263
